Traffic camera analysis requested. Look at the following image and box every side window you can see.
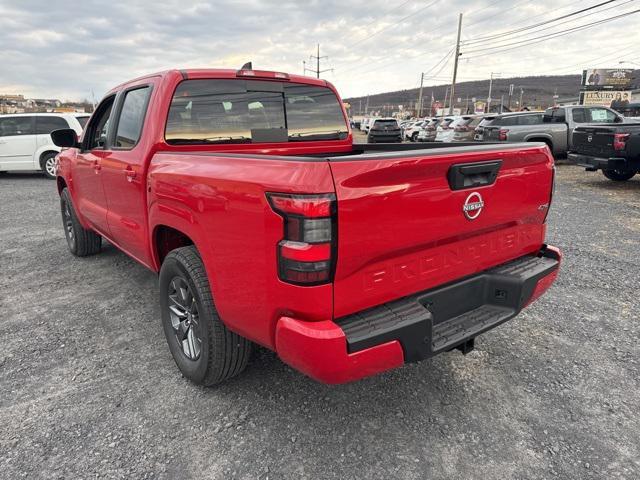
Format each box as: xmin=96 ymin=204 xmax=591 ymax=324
xmin=115 ymin=87 xmax=151 ymax=149
xmin=0 ymin=116 xmax=34 ymax=137
xmin=36 ymin=116 xmax=70 ymax=134
xmin=517 ymin=114 xmax=544 ymax=125
xmin=586 ymin=108 xmax=617 ymax=123
xmin=84 ymin=96 xmax=115 ymax=150
xmin=572 ymin=109 xmax=586 ymax=123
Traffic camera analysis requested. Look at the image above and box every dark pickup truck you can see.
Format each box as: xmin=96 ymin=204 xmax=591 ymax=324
xmin=569 ymin=124 xmax=640 ymax=181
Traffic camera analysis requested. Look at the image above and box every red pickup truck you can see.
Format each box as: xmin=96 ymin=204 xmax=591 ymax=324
xmin=52 ymin=68 xmax=561 ymax=385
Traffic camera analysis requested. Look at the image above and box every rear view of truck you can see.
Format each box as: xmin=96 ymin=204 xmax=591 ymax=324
xmin=276 ymin=143 xmax=561 ymax=383
xmin=56 ymin=67 xmax=561 ymax=386
xmin=570 ymin=124 xmax=640 ymax=181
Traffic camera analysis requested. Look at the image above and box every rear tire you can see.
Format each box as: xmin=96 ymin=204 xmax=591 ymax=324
xmin=411 ymin=132 xmax=418 ymax=142
xmin=40 ymin=152 xmax=58 ymax=180
xmin=602 ymin=169 xmax=636 ymax=181
xmin=60 ymin=188 xmax=102 ymax=256
xmin=159 ymin=246 xmax=251 ymax=386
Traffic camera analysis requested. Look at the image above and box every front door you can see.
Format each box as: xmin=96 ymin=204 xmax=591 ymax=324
xmin=73 ymin=96 xmax=116 ymax=235
xmin=0 ymin=116 xmax=36 ymax=170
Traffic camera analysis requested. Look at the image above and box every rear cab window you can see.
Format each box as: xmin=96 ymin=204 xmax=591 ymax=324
xmin=165 ymin=79 xmax=348 ymax=144
xmin=372 ymin=120 xmax=398 ymax=128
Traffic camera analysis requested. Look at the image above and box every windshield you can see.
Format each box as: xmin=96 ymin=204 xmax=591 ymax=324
xmin=165 ymin=79 xmax=348 ymax=144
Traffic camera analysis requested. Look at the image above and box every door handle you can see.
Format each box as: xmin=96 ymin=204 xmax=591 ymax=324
xmin=125 ymin=168 xmax=137 ymax=182
xmin=93 ymin=160 xmax=101 ymax=172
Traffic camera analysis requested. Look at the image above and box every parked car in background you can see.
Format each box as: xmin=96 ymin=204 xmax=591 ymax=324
xmin=451 ymin=116 xmax=483 ymax=142
xmin=435 ymin=116 xmax=461 ymax=142
xmin=475 ymin=112 xmax=545 ymax=143
xmin=360 ymin=118 xmax=370 ymax=132
xmin=569 ymin=123 xmax=640 ymax=181
xmin=367 ymin=118 xmax=402 ymax=143
xmin=475 ymin=106 xmax=625 ymax=157
xmin=52 ymin=67 xmax=560 ymax=386
xmin=417 ymin=118 xmax=440 ymax=142
xmin=404 ymin=120 xmax=426 ymax=141
xmin=0 ymin=113 xmax=89 ymax=179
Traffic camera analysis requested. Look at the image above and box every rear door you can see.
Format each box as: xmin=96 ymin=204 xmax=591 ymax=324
xmin=329 ymin=145 xmax=554 ymax=318
xmin=0 ymin=116 xmax=36 ymax=170
xmin=101 ymin=83 xmax=154 ymax=266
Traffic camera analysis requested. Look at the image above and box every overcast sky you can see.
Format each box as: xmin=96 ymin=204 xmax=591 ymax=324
xmin=1 ymin=0 xmax=639 ymax=102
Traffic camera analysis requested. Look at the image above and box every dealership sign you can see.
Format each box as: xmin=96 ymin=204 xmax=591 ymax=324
xmin=582 ymin=68 xmax=634 ymax=89
xmin=580 ymin=90 xmax=634 ymax=107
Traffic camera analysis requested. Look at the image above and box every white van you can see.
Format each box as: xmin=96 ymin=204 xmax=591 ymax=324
xmin=0 ymin=113 xmax=89 ymax=179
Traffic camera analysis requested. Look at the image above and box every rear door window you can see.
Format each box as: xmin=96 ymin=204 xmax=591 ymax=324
xmin=35 ymin=116 xmax=70 ymax=134
xmin=114 ymin=86 xmax=151 ymax=149
xmin=516 ymin=114 xmax=544 ymax=125
xmin=0 ymin=116 xmax=35 ymax=136
xmin=572 ymin=109 xmax=587 ymax=123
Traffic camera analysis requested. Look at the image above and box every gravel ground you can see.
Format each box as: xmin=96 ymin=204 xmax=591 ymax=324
xmin=1 ymin=164 xmax=639 ymax=479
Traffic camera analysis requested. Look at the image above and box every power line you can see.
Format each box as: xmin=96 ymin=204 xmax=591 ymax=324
xmin=462 ymin=8 xmax=640 ymax=58
xmin=463 ymin=0 xmax=619 ymax=45
xmin=461 ymin=0 xmax=634 ymax=53
xmin=348 ymin=0 xmax=441 ymax=49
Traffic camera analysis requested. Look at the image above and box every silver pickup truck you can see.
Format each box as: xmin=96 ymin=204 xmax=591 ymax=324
xmin=476 ymin=106 xmax=625 ymax=157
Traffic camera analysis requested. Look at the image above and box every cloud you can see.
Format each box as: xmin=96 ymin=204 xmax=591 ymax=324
xmin=0 ymin=0 xmax=638 ymax=101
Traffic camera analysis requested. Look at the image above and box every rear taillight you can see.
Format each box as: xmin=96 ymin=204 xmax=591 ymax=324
xmin=267 ymin=193 xmax=336 ymax=285
xmin=498 ymin=129 xmax=509 ymax=141
xmin=454 ymin=126 xmax=470 ymax=132
xmin=613 ymin=133 xmax=630 ymax=151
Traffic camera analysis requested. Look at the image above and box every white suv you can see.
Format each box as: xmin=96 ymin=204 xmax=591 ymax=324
xmin=0 ymin=113 xmax=89 ymax=179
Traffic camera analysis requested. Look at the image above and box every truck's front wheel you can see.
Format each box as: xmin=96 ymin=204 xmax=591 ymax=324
xmin=159 ymin=246 xmax=251 ymax=386
xmin=60 ymin=188 xmax=102 ymax=256
xmin=602 ymin=169 xmax=636 ymax=181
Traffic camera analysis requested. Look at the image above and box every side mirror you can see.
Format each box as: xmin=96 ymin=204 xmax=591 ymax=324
xmin=615 ymin=116 xmax=624 ymax=123
xmin=51 ymin=128 xmax=79 ymax=148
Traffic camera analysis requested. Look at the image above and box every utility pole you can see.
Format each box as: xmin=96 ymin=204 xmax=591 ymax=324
xmin=306 ymin=43 xmax=332 ymax=79
xmin=487 ymin=72 xmax=500 ymax=112
xmin=443 ymin=86 xmax=449 ymax=117
xmin=519 ymin=88 xmax=524 ymax=109
xmin=508 ymin=83 xmax=514 ymax=111
xmin=364 ymin=95 xmax=370 ymax=115
xmin=417 ymin=72 xmax=425 ymax=117
xmin=449 ymin=13 xmax=463 ymax=115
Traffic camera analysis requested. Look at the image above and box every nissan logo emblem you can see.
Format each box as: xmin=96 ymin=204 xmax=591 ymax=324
xmin=587 ymin=134 xmax=593 ymax=143
xmin=463 ymin=192 xmax=484 ymax=220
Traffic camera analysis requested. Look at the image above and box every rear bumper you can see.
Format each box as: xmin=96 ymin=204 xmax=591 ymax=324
xmin=568 ymin=153 xmax=630 ymax=171
xmin=275 ymin=246 xmax=561 ymax=384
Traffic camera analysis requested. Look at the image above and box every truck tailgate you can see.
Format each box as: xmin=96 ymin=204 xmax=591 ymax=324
xmin=328 ymin=145 xmax=554 ymax=318
xmin=572 ymin=125 xmax=617 ymax=158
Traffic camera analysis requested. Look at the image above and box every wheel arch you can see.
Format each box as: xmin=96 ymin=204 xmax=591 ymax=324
xmin=153 ymin=224 xmax=196 ymax=267
xmin=526 ymin=136 xmax=553 ymax=151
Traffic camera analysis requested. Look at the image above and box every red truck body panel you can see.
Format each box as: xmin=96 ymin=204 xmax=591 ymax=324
xmin=329 ymin=145 xmax=553 ymax=317
xmin=56 ymin=68 xmax=561 ymax=384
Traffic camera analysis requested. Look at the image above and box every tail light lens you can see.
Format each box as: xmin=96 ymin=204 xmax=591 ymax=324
xmin=613 ymin=133 xmax=629 ymax=151
xmin=498 ymin=129 xmax=509 ymax=141
xmin=267 ymin=193 xmax=336 ymax=285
